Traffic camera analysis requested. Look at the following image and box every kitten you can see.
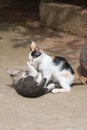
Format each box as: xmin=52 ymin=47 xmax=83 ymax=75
xmin=28 ymin=41 xmax=74 ymax=93
xmin=7 ymin=68 xmax=48 ymax=98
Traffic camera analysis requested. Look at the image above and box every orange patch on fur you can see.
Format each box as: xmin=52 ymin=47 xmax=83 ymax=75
xmin=59 ymin=72 xmax=69 ymax=77
xmin=51 ymin=56 xmax=55 ymax=59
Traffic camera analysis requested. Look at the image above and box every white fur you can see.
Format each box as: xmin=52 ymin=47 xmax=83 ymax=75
xmin=27 ymin=61 xmax=42 ymax=84
xmin=28 ymin=44 xmax=74 ymax=93
xmin=27 ymin=61 xmax=55 ymax=91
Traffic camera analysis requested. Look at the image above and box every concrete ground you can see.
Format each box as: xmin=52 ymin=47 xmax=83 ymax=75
xmin=0 ymin=23 xmax=87 ymax=130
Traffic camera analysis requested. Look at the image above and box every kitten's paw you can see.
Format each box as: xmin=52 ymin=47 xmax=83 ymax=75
xmin=51 ymin=89 xmax=59 ymax=94
xmin=27 ymin=61 xmax=32 ymax=67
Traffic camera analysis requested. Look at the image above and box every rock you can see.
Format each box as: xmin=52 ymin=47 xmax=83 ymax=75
xmin=80 ymin=43 xmax=87 ymax=77
xmin=40 ymin=2 xmax=87 ymax=37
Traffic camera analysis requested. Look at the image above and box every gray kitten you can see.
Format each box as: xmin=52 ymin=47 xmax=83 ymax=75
xmin=7 ymin=68 xmax=48 ymax=98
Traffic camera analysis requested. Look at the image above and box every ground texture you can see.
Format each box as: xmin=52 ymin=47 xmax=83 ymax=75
xmin=0 ymin=3 xmax=87 ymax=130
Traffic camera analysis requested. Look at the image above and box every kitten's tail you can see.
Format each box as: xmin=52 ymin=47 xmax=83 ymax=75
xmin=74 ymin=70 xmax=87 ymax=85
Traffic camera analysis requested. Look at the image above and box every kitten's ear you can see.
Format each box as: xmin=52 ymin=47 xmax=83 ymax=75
xmin=7 ymin=69 xmax=18 ymax=76
xmin=30 ymin=41 xmax=37 ymax=51
xmin=30 ymin=41 xmax=41 ymax=52
xmin=7 ymin=69 xmax=15 ymax=76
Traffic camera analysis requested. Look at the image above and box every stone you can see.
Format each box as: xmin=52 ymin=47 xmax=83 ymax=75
xmin=40 ymin=2 xmax=87 ymax=37
xmin=80 ymin=43 xmax=87 ymax=77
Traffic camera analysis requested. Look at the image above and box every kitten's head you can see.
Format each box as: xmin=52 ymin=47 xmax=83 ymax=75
xmin=7 ymin=68 xmax=29 ymax=84
xmin=30 ymin=41 xmax=41 ymax=58
xmin=29 ymin=41 xmax=43 ymax=67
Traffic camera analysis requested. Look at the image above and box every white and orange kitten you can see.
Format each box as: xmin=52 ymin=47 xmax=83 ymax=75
xmin=28 ymin=41 xmax=75 ymax=93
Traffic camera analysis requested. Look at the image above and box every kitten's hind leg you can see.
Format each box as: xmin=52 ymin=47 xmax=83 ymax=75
xmin=52 ymin=82 xmax=71 ymax=94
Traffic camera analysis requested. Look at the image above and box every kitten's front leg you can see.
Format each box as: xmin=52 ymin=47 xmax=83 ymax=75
xmin=42 ymin=74 xmax=55 ymax=91
xmin=27 ymin=61 xmax=38 ymax=78
xmin=36 ymin=72 xmax=43 ymax=84
xmin=43 ymin=74 xmax=51 ymax=87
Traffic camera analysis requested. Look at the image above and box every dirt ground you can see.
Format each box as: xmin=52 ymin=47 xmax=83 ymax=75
xmin=0 ymin=22 xmax=87 ymax=130
xmin=0 ymin=2 xmax=87 ymax=129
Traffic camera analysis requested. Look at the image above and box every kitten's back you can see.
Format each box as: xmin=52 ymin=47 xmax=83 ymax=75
xmin=53 ymin=56 xmax=74 ymax=74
